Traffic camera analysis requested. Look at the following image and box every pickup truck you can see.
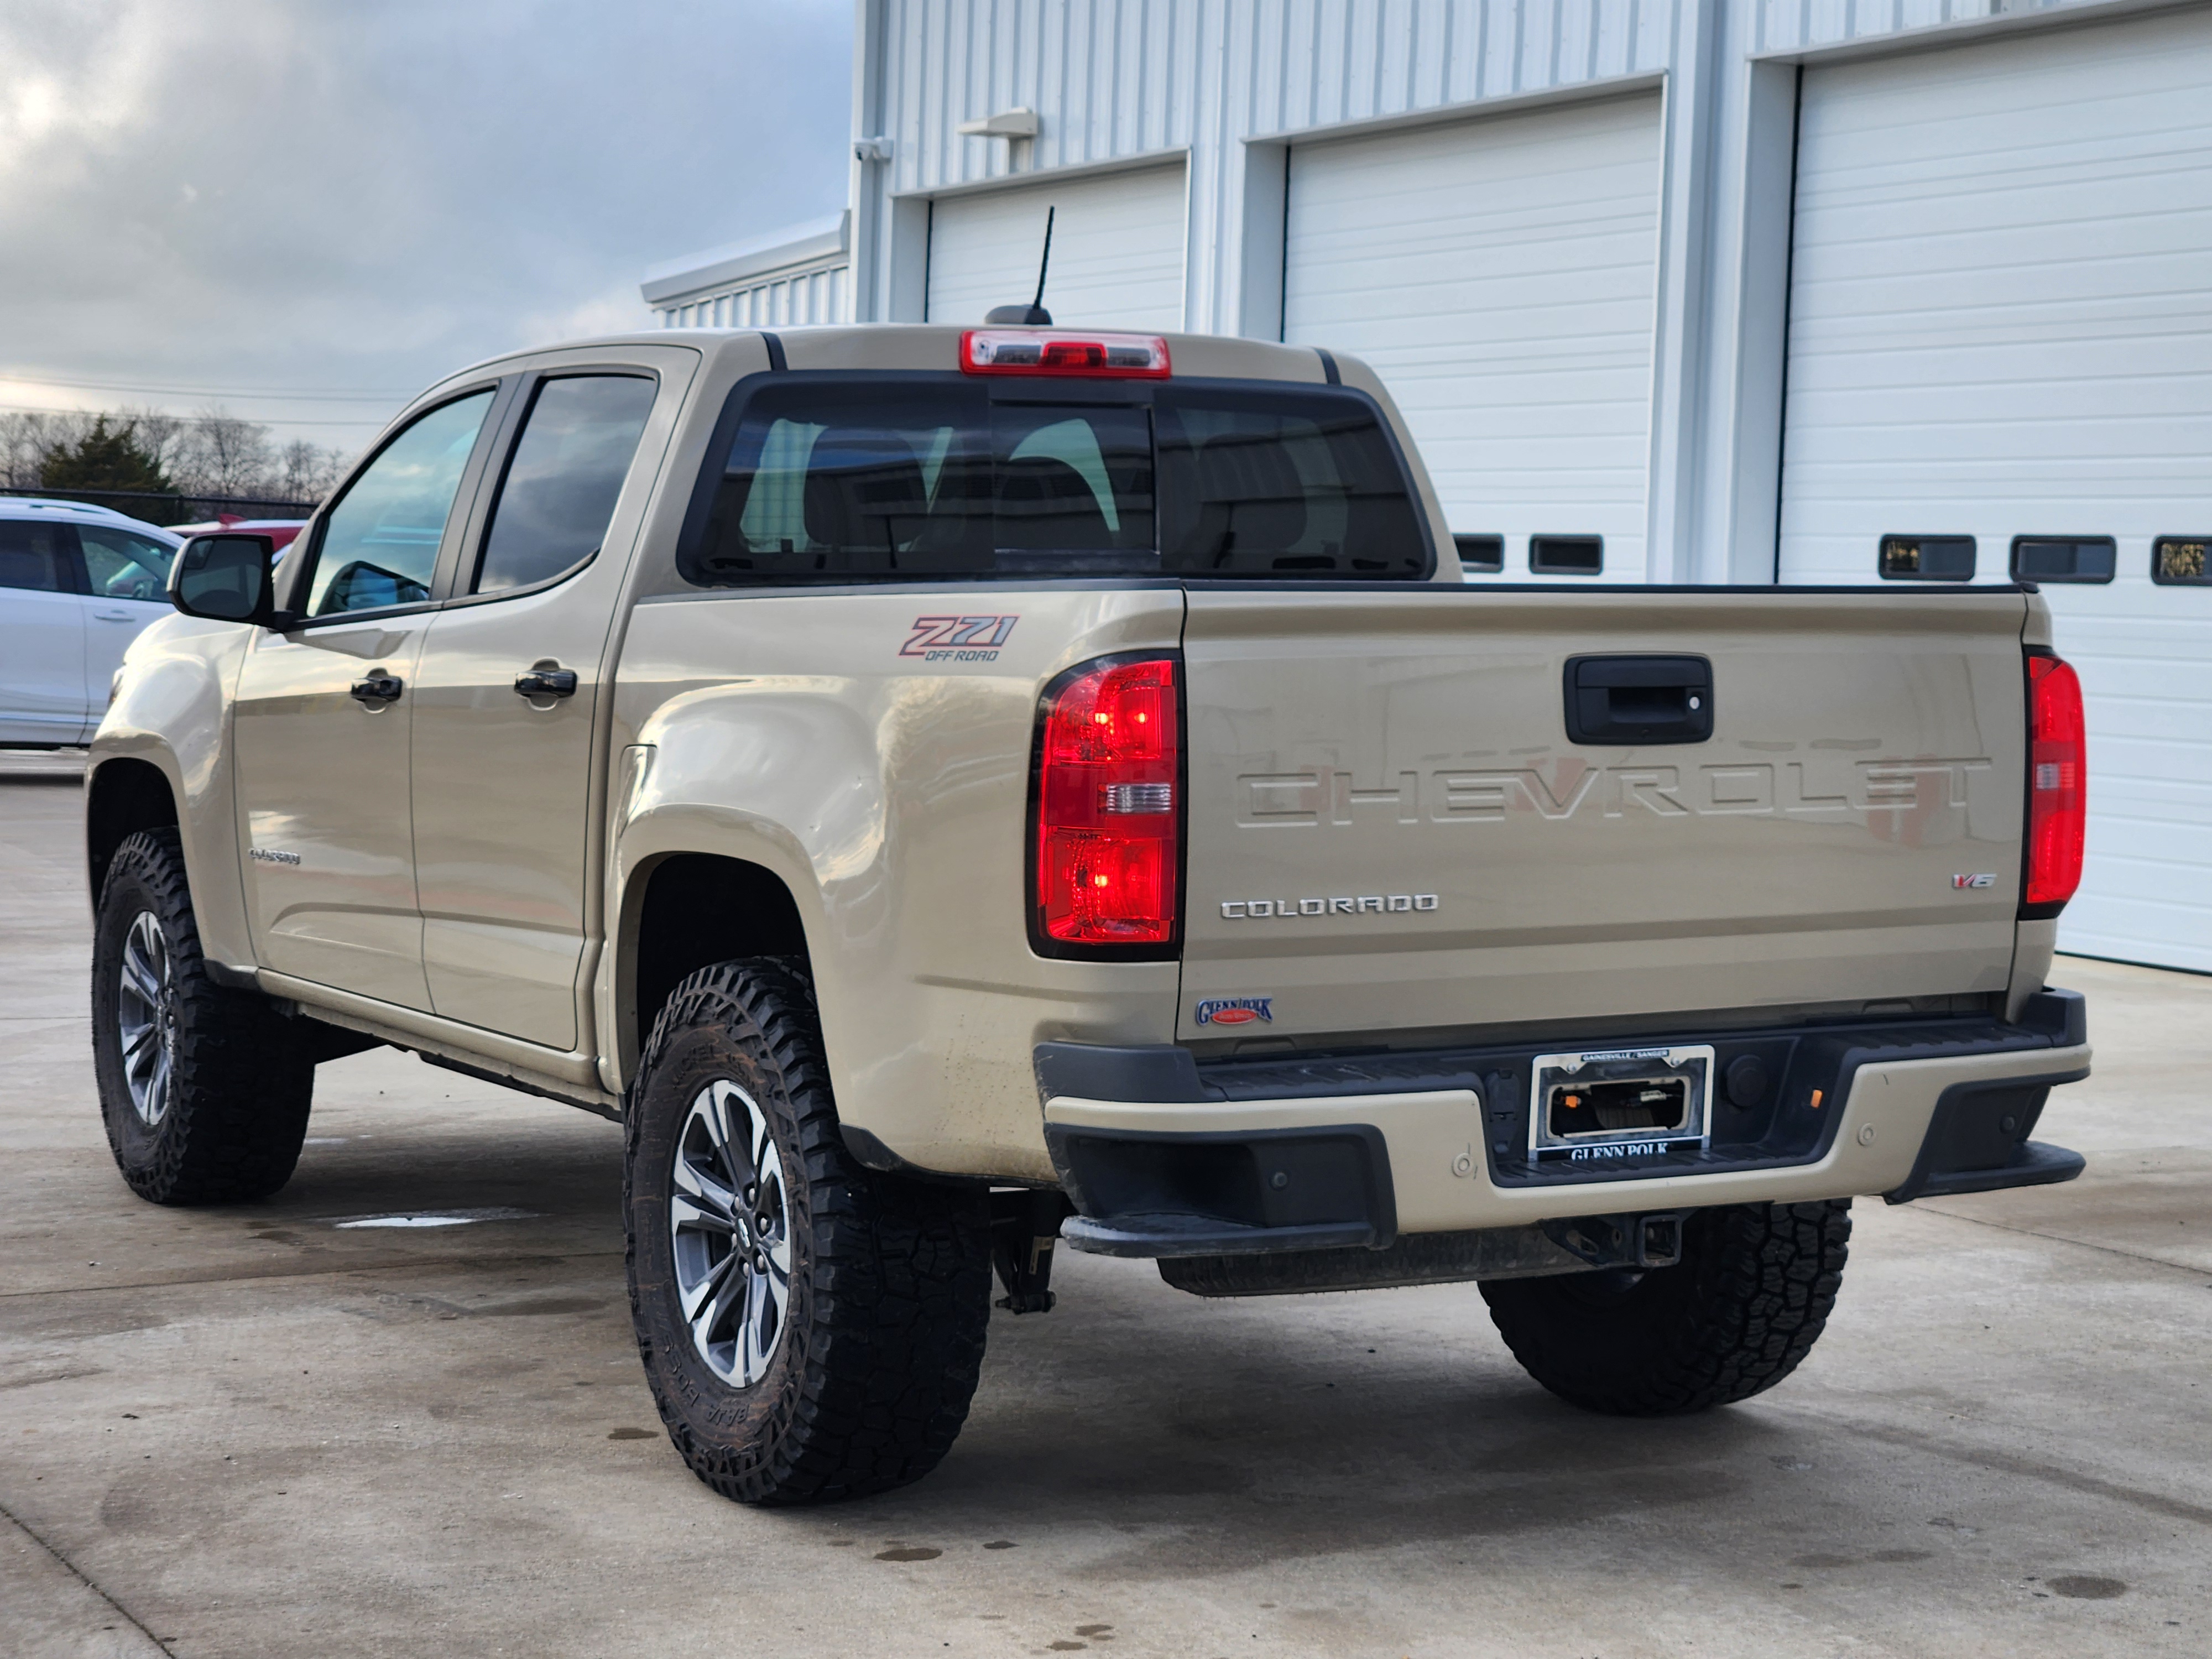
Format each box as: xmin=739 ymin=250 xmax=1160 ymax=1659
xmin=86 ymin=324 xmax=2092 ymax=1507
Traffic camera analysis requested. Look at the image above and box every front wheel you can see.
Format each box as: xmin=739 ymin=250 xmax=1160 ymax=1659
xmin=623 ymin=958 xmax=993 ymax=1505
xmin=1480 ymin=1199 xmax=1851 ymax=1415
xmin=90 ymin=828 xmax=314 ymax=1204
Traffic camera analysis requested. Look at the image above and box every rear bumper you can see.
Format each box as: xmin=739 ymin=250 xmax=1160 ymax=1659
xmin=1040 ymin=993 xmax=2090 ymax=1258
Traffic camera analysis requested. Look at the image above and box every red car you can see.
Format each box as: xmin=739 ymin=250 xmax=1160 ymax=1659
xmin=171 ymin=515 xmax=308 ymax=556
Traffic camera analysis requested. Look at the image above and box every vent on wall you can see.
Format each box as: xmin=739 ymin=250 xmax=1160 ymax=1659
xmin=1530 ymin=535 xmax=1603 ymax=576
xmin=1880 ymin=535 xmax=1975 ymax=581
xmin=2011 ymin=536 xmax=2115 ymax=583
xmin=1454 ymin=533 xmax=1505 ymax=573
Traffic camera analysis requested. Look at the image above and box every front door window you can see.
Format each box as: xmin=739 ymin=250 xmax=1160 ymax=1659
xmin=304 ymin=390 xmax=493 ymax=616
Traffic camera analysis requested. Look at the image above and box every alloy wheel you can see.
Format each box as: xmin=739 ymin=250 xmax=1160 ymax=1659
xmin=669 ymin=1078 xmax=792 ymax=1386
xmin=116 ymin=910 xmax=176 ymax=1128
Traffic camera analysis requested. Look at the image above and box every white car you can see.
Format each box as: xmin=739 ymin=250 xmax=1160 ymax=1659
xmin=0 ymin=499 xmax=181 ymax=747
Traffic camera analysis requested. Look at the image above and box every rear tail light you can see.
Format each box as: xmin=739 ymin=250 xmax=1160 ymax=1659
xmin=2023 ymin=650 xmax=2086 ymax=914
xmin=1032 ymin=656 xmax=1181 ymax=952
xmin=961 ymin=329 xmax=1171 ymax=378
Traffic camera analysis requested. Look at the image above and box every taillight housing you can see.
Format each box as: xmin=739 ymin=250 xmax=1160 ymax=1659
xmin=961 ymin=329 xmax=1171 ymax=378
xmin=2023 ymin=650 xmax=2086 ymax=916
xmin=1030 ymin=655 xmax=1182 ymax=955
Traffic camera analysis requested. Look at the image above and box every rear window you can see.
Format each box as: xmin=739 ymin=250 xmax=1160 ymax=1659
xmin=679 ymin=376 xmax=1428 ymax=585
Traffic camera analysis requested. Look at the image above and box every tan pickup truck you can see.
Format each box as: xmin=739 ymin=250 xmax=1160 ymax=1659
xmin=85 ymin=323 xmax=2092 ymax=1506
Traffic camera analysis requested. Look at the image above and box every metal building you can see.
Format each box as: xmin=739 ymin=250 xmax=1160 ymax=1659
xmin=643 ymin=0 xmax=2212 ymax=972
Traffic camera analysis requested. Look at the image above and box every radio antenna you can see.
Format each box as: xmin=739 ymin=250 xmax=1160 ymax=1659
xmin=1030 ymin=205 xmax=1055 ymax=317
xmin=984 ymin=206 xmax=1057 ymax=324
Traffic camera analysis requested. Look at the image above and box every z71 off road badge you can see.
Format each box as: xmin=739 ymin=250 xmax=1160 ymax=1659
xmin=1194 ymin=997 xmax=1273 ymax=1027
xmin=901 ymin=614 xmax=1017 ymax=662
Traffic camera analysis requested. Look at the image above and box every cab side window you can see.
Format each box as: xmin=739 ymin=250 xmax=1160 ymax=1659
xmin=78 ymin=527 xmax=174 ymax=601
xmin=472 ymin=374 xmax=658 ymax=594
xmin=304 ymin=390 xmax=494 ymax=617
xmin=0 ymin=521 xmax=73 ymax=592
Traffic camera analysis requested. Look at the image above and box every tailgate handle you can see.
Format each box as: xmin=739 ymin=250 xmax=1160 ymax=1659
xmin=1564 ymin=655 xmax=1713 ymax=746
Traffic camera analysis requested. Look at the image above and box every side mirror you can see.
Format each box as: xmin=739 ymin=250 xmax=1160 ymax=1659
xmin=170 ymin=534 xmax=288 ymax=627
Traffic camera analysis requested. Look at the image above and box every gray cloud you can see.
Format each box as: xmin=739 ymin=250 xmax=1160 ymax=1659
xmin=0 ymin=0 xmax=851 ymax=448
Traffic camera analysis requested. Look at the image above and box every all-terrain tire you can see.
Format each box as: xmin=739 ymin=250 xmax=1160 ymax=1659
xmin=1480 ymin=1200 xmax=1851 ymax=1415
xmin=90 ymin=828 xmax=315 ymax=1204
xmin=624 ymin=958 xmax=993 ymax=1505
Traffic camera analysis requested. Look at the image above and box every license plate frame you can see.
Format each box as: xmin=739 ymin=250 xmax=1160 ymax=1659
xmin=1526 ymin=1044 xmax=1715 ymax=1167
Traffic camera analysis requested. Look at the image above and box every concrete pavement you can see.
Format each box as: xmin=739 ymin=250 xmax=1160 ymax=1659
xmin=3 ymin=753 xmax=2207 ymax=1658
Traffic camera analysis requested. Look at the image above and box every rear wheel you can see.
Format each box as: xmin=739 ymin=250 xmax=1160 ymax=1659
xmin=1480 ymin=1200 xmax=1851 ymax=1415
xmin=623 ymin=958 xmax=993 ymax=1505
xmin=90 ymin=828 xmax=314 ymax=1204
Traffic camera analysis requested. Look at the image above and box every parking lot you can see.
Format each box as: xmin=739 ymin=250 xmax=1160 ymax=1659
xmin=2 ymin=751 xmax=2207 ymax=1659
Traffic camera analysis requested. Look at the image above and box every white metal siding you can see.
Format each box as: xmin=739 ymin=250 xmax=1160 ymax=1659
xmin=659 ymin=263 xmax=849 ymax=330
xmin=1752 ymin=0 xmax=2072 ymax=53
xmin=925 ymin=164 xmax=1187 ymax=328
xmin=1779 ymin=8 xmax=2212 ymax=970
xmin=1284 ymin=92 xmax=1663 ymax=580
xmin=859 ymin=1 xmax=2090 ymax=336
xmin=872 ymin=0 xmax=1683 ymax=334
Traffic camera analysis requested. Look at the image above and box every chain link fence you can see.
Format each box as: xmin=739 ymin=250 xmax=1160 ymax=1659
xmin=2 ymin=485 xmax=317 ymax=528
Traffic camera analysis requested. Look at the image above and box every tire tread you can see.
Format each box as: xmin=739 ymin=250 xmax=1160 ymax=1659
xmin=1481 ymin=1199 xmax=1851 ymax=1416
xmin=623 ymin=958 xmax=992 ymax=1505
xmin=92 ymin=828 xmax=312 ymax=1205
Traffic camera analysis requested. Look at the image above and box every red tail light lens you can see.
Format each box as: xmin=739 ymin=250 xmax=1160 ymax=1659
xmin=1034 ymin=656 xmax=1181 ymax=950
xmin=2024 ymin=651 xmax=2086 ymax=913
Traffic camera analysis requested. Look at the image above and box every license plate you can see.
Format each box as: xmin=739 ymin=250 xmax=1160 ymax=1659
xmin=1527 ymin=1044 xmax=1714 ymax=1166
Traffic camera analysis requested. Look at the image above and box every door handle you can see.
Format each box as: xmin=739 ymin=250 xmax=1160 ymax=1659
xmin=1563 ymin=655 xmax=1713 ymax=745
xmin=349 ymin=671 xmax=404 ymax=705
xmin=92 ymin=609 xmax=135 ymax=622
xmin=513 ymin=667 xmax=578 ymax=698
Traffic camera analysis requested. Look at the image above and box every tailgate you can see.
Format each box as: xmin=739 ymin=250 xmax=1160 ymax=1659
xmin=1178 ymin=587 xmax=2031 ymax=1043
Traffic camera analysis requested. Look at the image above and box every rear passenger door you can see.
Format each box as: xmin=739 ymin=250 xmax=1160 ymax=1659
xmin=409 ymin=350 xmax=691 ymax=1050
xmin=75 ymin=525 xmax=179 ymax=733
xmin=0 ymin=519 xmax=89 ymax=745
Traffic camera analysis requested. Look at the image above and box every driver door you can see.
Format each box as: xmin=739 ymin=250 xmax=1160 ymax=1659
xmin=231 ymin=384 xmax=508 ymax=1008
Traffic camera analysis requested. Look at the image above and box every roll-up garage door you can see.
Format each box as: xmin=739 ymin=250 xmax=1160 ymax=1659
xmin=1283 ymin=93 xmax=1663 ymax=582
xmin=925 ymin=164 xmax=1186 ymax=331
xmin=1780 ymin=10 xmax=2212 ymax=971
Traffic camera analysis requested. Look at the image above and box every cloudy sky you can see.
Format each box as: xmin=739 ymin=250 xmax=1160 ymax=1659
xmin=0 ymin=0 xmax=852 ymax=455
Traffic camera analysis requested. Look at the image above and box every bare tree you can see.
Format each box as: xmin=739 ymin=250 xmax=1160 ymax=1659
xmin=0 ymin=413 xmax=53 ymax=488
xmin=0 ymin=411 xmax=111 ymax=489
xmin=276 ymin=438 xmax=346 ymax=505
xmin=3 ymin=401 xmax=348 ymax=505
xmin=119 ymin=406 xmax=187 ymax=482
xmin=175 ymin=405 xmax=275 ymax=497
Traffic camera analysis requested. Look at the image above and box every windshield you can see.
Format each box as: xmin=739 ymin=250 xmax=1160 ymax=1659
xmin=681 ymin=377 xmax=1428 ymax=584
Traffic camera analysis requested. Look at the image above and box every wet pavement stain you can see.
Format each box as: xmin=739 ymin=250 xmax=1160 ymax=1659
xmin=2049 ymin=1574 xmax=2128 ymax=1600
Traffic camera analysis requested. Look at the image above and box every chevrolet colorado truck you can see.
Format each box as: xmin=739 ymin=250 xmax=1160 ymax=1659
xmin=86 ymin=324 xmax=2092 ymax=1506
